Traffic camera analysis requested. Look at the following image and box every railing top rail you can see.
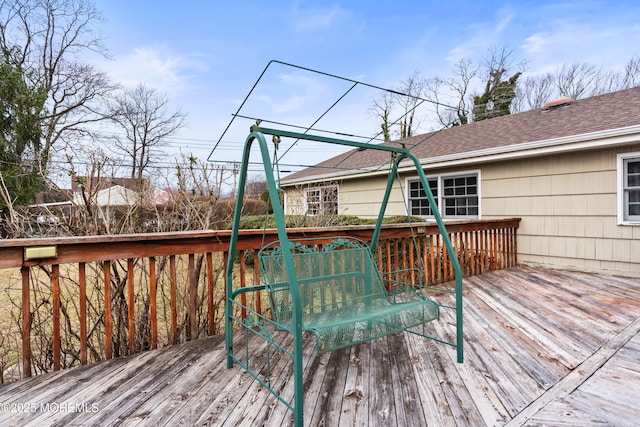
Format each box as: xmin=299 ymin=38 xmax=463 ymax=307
xmin=0 ymin=218 xmax=520 ymax=268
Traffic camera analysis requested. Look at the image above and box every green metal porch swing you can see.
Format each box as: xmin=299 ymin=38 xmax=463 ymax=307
xmin=224 ymin=125 xmax=463 ymax=427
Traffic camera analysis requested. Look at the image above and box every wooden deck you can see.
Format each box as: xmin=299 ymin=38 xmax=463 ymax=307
xmin=1 ymin=266 xmax=639 ymax=426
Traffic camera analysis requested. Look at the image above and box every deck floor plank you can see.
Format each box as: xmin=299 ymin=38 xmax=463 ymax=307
xmin=367 ymin=334 xmax=396 ymax=426
xmin=486 ymin=269 xmax=616 ymax=350
xmin=1 ymin=267 xmax=639 ymax=427
xmin=338 ymin=343 xmax=370 ymax=426
xmin=470 ymin=275 xmax=589 ymax=369
xmin=387 ymin=332 xmax=423 ymax=427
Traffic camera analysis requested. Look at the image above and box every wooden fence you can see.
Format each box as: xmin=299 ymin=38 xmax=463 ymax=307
xmin=0 ymin=218 xmax=519 ymax=380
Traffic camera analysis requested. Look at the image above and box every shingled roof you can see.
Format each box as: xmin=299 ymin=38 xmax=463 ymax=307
xmin=281 ymin=86 xmax=640 ymax=184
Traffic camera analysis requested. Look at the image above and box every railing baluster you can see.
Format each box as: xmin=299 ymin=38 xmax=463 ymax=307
xmin=474 ymin=230 xmax=480 ymax=274
xmin=21 ymin=267 xmax=31 ymax=378
xmin=127 ymin=259 xmax=135 ymax=354
xmin=512 ymin=227 xmax=518 ymax=266
xmin=150 ymin=257 xmax=158 ymax=349
xmin=52 ymin=264 xmax=61 ymax=371
xmin=188 ymin=253 xmax=196 ymax=340
xmin=239 ymin=251 xmax=247 ymax=320
xmin=464 ymin=231 xmax=476 ymax=276
xmin=170 ymin=255 xmax=178 ymax=345
xmin=408 ymin=238 xmax=415 ymax=284
xmin=501 ymin=228 xmax=505 ymax=268
xmin=206 ymin=252 xmax=215 ymax=335
xmin=386 ymin=239 xmax=392 ymax=275
xmin=223 ymin=251 xmax=228 ymax=328
xmin=253 ymin=252 xmax=261 ymax=315
xmin=428 ymin=234 xmax=435 ymax=285
xmin=79 ymin=262 xmax=87 ymax=365
xmin=443 ymin=234 xmax=450 ymax=281
xmin=484 ymin=229 xmax=489 ymax=272
xmin=104 ymin=260 xmax=112 ymax=359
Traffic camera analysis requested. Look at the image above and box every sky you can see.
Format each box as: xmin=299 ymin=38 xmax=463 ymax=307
xmin=90 ymin=0 xmax=640 ymax=177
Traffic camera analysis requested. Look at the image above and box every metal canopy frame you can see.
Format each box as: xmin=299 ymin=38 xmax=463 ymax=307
xmin=208 ymin=60 xmax=459 ymax=176
xmin=225 ymin=125 xmax=463 ymax=427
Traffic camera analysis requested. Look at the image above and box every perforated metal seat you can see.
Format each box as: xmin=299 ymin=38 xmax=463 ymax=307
xmin=259 ymin=237 xmax=439 ymax=353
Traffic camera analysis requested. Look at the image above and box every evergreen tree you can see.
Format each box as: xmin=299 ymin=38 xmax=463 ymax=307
xmin=0 ymin=58 xmax=47 ymax=208
xmin=472 ymin=69 xmax=521 ymax=122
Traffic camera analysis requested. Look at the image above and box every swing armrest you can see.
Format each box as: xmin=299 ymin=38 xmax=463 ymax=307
xmin=231 ymin=283 xmax=268 ymax=300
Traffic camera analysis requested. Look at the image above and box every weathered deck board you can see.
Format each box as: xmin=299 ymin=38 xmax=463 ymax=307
xmin=523 ymin=330 xmax=640 ymax=427
xmin=1 ymin=267 xmax=639 ymax=427
xmin=340 ymin=335 xmax=370 ymax=426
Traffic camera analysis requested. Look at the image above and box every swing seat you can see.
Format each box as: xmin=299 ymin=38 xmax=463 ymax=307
xmin=259 ymin=236 xmax=439 ymax=353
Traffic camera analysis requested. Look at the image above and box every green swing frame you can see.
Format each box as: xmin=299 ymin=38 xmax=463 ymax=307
xmin=225 ymin=125 xmax=463 ymax=427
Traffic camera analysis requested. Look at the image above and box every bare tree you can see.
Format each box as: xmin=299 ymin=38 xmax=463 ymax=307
xmin=109 ymin=84 xmax=186 ymax=180
xmin=369 ymin=72 xmax=430 ymax=140
xmin=552 ymin=63 xmax=599 ymax=100
xmin=396 ymin=72 xmax=427 ymax=138
xmin=369 ymin=91 xmax=394 ymax=141
xmin=513 ymin=55 xmax=640 ymax=111
xmin=0 ymin=0 xmax=117 ymax=177
xmin=425 ymin=58 xmax=478 ymax=127
xmin=620 ymin=55 xmax=640 ymax=89
xmin=512 ymin=73 xmax=554 ymax=112
xmin=244 ymin=175 xmax=267 ymax=199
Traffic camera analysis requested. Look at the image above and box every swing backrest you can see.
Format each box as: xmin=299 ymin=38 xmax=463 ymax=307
xmin=258 ymin=237 xmax=388 ymax=326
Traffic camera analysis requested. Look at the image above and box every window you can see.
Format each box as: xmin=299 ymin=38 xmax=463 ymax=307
xmin=305 ymin=184 xmax=338 ymax=215
xmin=443 ymin=175 xmax=479 ymax=217
xmin=409 ymin=178 xmax=438 ymax=216
xmin=408 ymin=172 xmax=480 ymax=219
xmin=619 ymin=153 xmax=640 ymax=224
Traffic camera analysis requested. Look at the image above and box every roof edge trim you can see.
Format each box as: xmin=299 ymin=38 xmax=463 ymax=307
xmin=281 ymin=124 xmax=640 ymax=186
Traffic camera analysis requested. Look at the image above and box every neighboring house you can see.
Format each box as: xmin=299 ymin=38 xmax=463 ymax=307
xmin=71 ymin=176 xmax=149 ymax=195
xmin=72 ymin=184 xmax=141 ymax=207
xmin=280 ymin=87 xmax=640 ymax=278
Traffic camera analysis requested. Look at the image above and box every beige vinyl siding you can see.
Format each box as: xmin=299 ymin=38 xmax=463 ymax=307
xmin=284 ymin=176 xmax=409 ymax=218
xmin=283 ymin=144 xmax=640 ymax=277
xmin=482 ymin=145 xmax=640 ymax=277
xmin=336 ymin=176 xmax=406 ymax=218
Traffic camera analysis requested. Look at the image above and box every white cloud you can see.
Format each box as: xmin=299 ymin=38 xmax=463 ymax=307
xmin=291 ymin=2 xmax=350 ymax=32
xmin=446 ymin=10 xmax=514 ymax=64
xmin=521 ymin=32 xmax=548 ymax=54
xmin=495 ymin=13 xmax=514 ymax=33
xmin=254 ymin=72 xmax=326 ymax=114
xmin=520 ymin=19 xmax=640 ymax=73
xmin=104 ymin=45 xmax=209 ymax=95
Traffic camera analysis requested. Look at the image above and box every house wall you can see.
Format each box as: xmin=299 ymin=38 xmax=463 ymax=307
xmin=481 ymin=144 xmax=640 ymax=278
xmin=284 ymin=143 xmax=640 ymax=277
xmin=284 ymin=175 xmax=409 ymax=218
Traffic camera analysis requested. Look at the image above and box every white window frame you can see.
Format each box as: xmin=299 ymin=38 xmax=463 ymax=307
xmin=406 ymin=170 xmax=481 ymax=220
xmin=304 ymin=184 xmax=338 ymax=216
xmin=617 ymin=152 xmax=640 ymax=225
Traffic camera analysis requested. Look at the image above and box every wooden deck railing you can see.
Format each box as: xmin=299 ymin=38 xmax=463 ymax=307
xmin=0 ymin=218 xmax=519 ymax=381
